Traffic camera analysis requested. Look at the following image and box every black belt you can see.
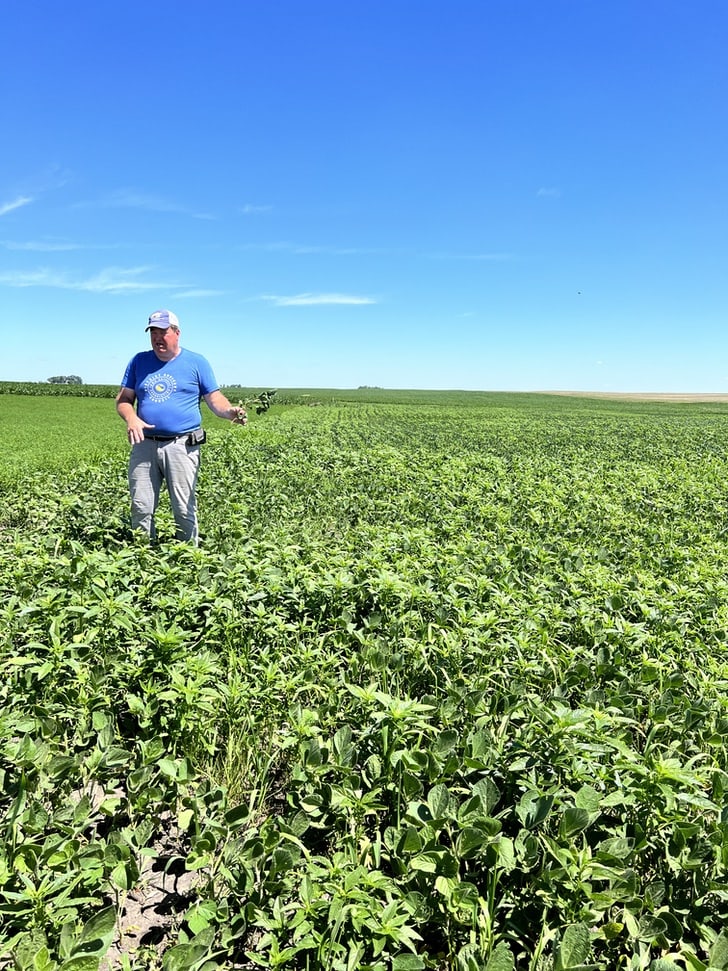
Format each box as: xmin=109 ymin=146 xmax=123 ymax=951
xmin=144 ymin=430 xmax=205 ymax=445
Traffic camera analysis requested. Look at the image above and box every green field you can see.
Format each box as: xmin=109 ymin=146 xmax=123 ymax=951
xmin=2 ymin=387 xmax=728 ymax=970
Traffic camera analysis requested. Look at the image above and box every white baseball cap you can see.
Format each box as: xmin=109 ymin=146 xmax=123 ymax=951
xmin=146 ymin=309 xmax=179 ymax=331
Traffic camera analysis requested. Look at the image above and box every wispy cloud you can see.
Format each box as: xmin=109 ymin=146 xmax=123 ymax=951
xmin=248 ymin=241 xmax=505 ymax=261
xmin=1 ymin=238 xmax=85 ymax=252
xmin=537 ymin=187 xmax=561 ymax=198
xmin=242 ymin=241 xmax=384 ymax=256
xmin=0 ymin=167 xmax=71 ymax=218
xmin=261 ymin=292 xmax=377 ymax=307
xmin=291 ymin=244 xmax=384 ymax=256
xmin=241 ymin=203 xmax=273 ymax=214
xmin=81 ymin=267 xmax=177 ymax=294
xmin=0 ymin=265 xmax=222 ymax=296
xmin=76 ymin=189 xmax=214 ymax=220
xmin=0 ymin=265 xmax=181 ymax=294
xmin=427 ymin=251 xmax=513 ymax=262
xmin=0 ymin=269 xmax=68 ymax=289
xmin=0 ymin=196 xmax=33 ymax=216
xmin=175 ymin=288 xmax=226 ymax=298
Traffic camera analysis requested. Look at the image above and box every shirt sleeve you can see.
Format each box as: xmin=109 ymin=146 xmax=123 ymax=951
xmin=120 ymin=356 xmax=138 ymax=390
xmin=197 ymin=355 xmax=220 ymax=396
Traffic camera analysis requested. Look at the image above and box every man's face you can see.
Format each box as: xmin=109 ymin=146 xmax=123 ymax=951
xmin=149 ymin=326 xmax=180 ymax=360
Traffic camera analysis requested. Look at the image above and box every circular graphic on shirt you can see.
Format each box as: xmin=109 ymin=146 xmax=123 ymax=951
xmin=144 ymin=373 xmax=177 ymax=402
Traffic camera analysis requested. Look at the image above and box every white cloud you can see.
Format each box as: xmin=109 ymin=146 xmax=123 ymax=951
xmin=81 ymin=267 xmax=174 ymax=293
xmin=241 ymin=241 xmax=382 ymax=256
xmin=0 ymin=269 xmax=68 ymax=288
xmin=0 ymin=265 xmax=179 ymax=294
xmin=0 ymin=265 xmax=225 ymax=296
xmin=241 ymin=203 xmax=272 ymax=214
xmin=290 ymin=244 xmax=378 ymax=256
xmin=0 ymin=196 xmax=33 ymax=216
xmin=428 ymin=251 xmax=512 ymax=261
xmin=1 ymin=238 xmax=84 ymax=252
xmin=261 ymin=292 xmax=377 ymax=307
xmin=537 ymin=187 xmax=561 ymax=198
xmin=77 ymin=189 xmax=214 ymax=220
xmin=175 ymin=288 xmax=226 ymax=298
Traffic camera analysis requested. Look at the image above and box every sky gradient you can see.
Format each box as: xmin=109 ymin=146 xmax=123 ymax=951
xmin=1 ymin=1 xmax=726 ymax=391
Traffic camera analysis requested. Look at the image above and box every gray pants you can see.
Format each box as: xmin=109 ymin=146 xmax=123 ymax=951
xmin=128 ymin=437 xmax=201 ymax=543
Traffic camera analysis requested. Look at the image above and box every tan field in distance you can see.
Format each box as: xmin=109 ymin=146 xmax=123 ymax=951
xmin=544 ymin=391 xmax=728 ymax=402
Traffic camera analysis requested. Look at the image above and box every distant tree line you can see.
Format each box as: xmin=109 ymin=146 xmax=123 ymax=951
xmin=47 ymin=375 xmax=83 ymax=385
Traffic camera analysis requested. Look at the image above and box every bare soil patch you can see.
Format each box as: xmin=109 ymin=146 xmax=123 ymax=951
xmin=99 ymin=813 xmax=202 ymax=971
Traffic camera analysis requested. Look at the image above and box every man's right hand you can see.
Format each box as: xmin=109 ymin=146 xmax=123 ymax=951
xmin=127 ymin=421 xmax=154 ymax=445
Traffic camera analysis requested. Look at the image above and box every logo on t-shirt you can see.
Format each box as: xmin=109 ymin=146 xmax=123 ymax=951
xmin=143 ymin=373 xmax=177 ymax=402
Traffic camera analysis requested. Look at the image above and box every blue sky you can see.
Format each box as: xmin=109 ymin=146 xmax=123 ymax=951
xmin=1 ymin=0 xmax=726 ymax=391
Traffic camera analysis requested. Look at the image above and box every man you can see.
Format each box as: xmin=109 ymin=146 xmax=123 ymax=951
xmin=116 ymin=309 xmax=246 ymax=543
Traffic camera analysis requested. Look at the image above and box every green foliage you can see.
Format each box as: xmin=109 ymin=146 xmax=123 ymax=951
xmin=2 ymin=392 xmax=728 ymax=968
xmin=242 ymin=390 xmax=277 ymax=415
xmin=0 ymin=381 xmax=114 ymax=397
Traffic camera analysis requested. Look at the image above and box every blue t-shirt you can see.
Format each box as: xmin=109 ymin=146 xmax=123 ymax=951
xmin=121 ymin=349 xmax=220 ymax=436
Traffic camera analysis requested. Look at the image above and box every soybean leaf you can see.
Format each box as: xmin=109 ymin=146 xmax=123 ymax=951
xmin=473 ymin=778 xmax=500 ymax=814
xmin=427 ymin=783 xmax=452 ymax=820
xmin=559 ymin=807 xmax=591 ymax=838
xmin=456 ymin=826 xmax=489 ymax=858
xmin=638 ymin=915 xmax=668 ymax=942
xmin=485 ymin=942 xmax=515 ymax=971
xmin=392 ymin=956 xmax=426 ymax=970
xmin=161 ymin=943 xmax=209 ymax=971
xmin=574 ymin=785 xmax=601 ymax=812
xmin=516 ymin=791 xmax=554 ymax=830
xmin=333 ymin=725 xmax=355 ymax=765
xmin=432 ymin=729 xmax=459 ymax=757
xmin=59 ymin=958 xmax=101 ymax=971
xmin=710 ymin=932 xmax=728 ymax=970
xmin=555 ymin=922 xmax=591 ymax=970
xmin=74 ymin=905 xmax=117 ymax=954
xmin=397 ymin=826 xmax=423 ymax=854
